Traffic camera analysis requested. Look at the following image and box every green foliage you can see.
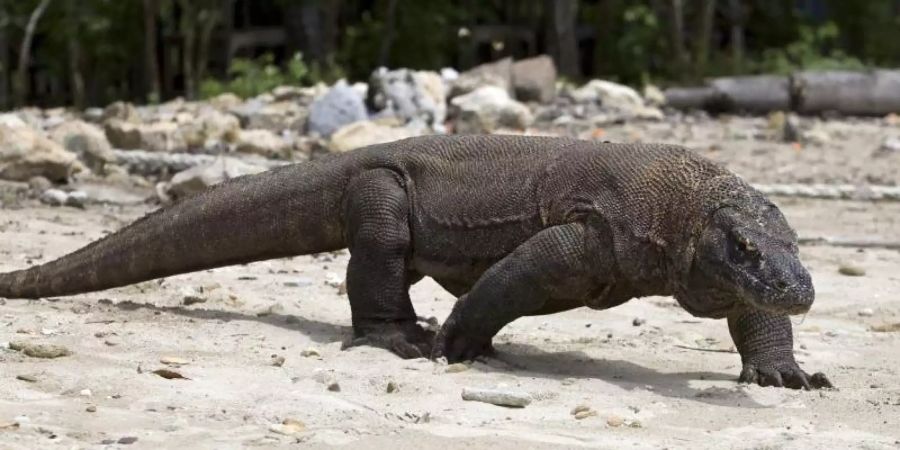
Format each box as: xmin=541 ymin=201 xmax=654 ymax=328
xmin=753 ymin=22 xmax=865 ymax=74
xmin=200 ymin=53 xmax=304 ymax=99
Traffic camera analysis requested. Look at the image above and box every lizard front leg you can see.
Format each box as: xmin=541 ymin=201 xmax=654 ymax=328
xmin=728 ymin=309 xmax=832 ymax=389
xmin=432 ymin=222 xmax=598 ymax=362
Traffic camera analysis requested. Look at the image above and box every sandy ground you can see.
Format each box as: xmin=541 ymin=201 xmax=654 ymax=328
xmin=2 ymin=119 xmax=900 ymax=449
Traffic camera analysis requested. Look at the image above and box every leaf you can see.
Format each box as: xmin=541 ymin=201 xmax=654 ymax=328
xmin=152 ymin=369 xmax=190 ymax=380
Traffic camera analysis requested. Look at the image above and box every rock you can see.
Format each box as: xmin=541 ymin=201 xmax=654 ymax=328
xmin=160 ymin=356 xmax=189 ymax=366
xmin=643 ymin=84 xmax=666 ymax=107
xmin=570 ymin=404 xmax=591 ymax=415
xmin=40 ymin=189 xmax=69 ymax=206
xmin=802 ymin=127 xmax=830 ymax=146
xmin=300 ymin=348 xmax=321 ymax=358
xmin=445 ymin=363 xmax=469 ymax=373
xmin=368 ymin=68 xmax=447 ymax=127
xmin=48 ymin=120 xmax=117 ymax=172
xmin=16 ymin=374 xmax=38 ymax=383
xmin=231 ymin=100 xmax=308 ymax=132
xmin=768 ymin=111 xmax=801 ymax=142
xmin=327 ymin=381 xmax=341 ymax=392
xmin=632 ymin=317 xmax=646 ymax=327
xmin=234 ymin=129 xmax=291 ymax=159
xmin=0 ymin=124 xmax=84 ymax=182
xmin=511 ymin=56 xmax=557 ymax=103
xmin=271 ymin=355 xmax=286 ymax=367
xmin=9 ymin=341 xmax=71 ymax=358
xmin=858 ymin=308 xmax=875 ymax=317
xmin=329 ymin=120 xmax=417 ymax=153
xmin=270 ymin=418 xmax=306 ymax=435
xmin=117 ymin=436 xmax=139 ymax=445
xmin=28 ymin=176 xmax=52 ymax=192
xmin=386 ymin=380 xmax=399 ymax=393
xmin=451 ymin=58 xmax=513 ymax=98
xmin=606 ymin=415 xmax=625 ymax=427
xmin=208 ymin=93 xmax=243 ymax=110
xmin=871 ymin=323 xmax=900 ymax=332
xmin=461 ymin=387 xmax=531 ymax=408
xmin=568 ymin=80 xmax=663 ymax=120
xmin=450 ymin=86 xmax=533 ymax=134
xmin=79 ymin=389 xmax=92 ymax=397
xmin=102 ymin=101 xmax=140 ymax=124
xmin=164 ymin=157 xmax=267 ymax=200
xmin=574 ymin=410 xmax=597 ymax=420
xmin=65 ymin=190 xmax=88 ymax=208
xmin=0 ymin=113 xmax=28 ymax=128
xmin=178 ymin=108 xmax=240 ymax=148
xmin=308 ymin=81 xmax=368 ymax=138
xmin=86 ymin=405 xmax=97 ymax=413
xmin=877 ymin=136 xmax=900 ymax=155
xmin=182 ymin=287 xmax=206 ymax=306
xmin=104 ymin=120 xmax=186 ymax=152
xmin=838 ymin=264 xmax=866 ymax=277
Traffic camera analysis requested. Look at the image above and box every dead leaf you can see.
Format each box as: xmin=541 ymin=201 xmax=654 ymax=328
xmin=152 ymin=369 xmax=189 ymax=380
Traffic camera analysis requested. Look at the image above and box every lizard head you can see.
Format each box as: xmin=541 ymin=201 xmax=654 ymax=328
xmin=678 ymin=204 xmax=814 ymax=318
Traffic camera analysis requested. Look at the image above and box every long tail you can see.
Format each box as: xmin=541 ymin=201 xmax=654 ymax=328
xmin=0 ymin=159 xmax=351 ymax=299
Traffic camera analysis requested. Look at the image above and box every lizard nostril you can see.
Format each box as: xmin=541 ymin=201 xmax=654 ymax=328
xmin=775 ymin=279 xmax=789 ymax=291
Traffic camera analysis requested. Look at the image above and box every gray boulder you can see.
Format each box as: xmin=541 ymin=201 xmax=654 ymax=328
xmin=511 ymin=56 xmax=557 ymax=103
xmin=368 ymin=68 xmax=447 ymax=128
xmin=308 ymin=81 xmax=368 ymax=138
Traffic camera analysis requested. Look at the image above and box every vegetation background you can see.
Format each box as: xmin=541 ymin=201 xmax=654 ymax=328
xmin=0 ymin=0 xmax=897 ymax=108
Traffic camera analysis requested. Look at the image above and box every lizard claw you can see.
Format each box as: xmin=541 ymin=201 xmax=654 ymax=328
xmin=343 ymin=320 xmax=435 ymax=359
xmin=739 ymin=358 xmax=832 ymax=390
xmin=431 ymin=317 xmax=494 ymax=363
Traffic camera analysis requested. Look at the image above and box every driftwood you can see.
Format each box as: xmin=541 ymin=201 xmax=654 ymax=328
xmin=112 ymin=149 xmax=286 ymax=177
xmin=665 ymin=70 xmax=900 ymax=116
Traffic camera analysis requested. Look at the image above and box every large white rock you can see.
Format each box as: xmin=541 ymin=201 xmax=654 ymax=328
xmin=48 ymin=120 xmax=117 ymax=172
xmin=0 ymin=124 xmax=85 ymax=182
xmin=569 ymin=79 xmax=663 ymax=120
xmin=328 ymin=120 xmax=418 ymax=153
xmin=368 ymin=68 xmax=447 ymax=128
xmin=105 ymin=120 xmax=187 ymax=152
xmin=164 ymin=157 xmax=267 ymax=200
xmin=450 ymin=86 xmax=533 ymax=134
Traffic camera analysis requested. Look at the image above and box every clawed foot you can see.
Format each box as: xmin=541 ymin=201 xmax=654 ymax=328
xmin=739 ymin=357 xmax=833 ymax=390
xmin=431 ymin=317 xmax=494 ymax=363
xmin=343 ymin=319 xmax=435 ymax=359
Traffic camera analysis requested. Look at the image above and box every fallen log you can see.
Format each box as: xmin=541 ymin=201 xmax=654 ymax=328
xmin=792 ymin=70 xmax=900 ymax=116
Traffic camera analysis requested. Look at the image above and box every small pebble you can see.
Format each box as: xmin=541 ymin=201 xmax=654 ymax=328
xmin=118 ymin=436 xmax=138 ymax=445
xmin=574 ymin=410 xmax=597 ymax=420
xmin=858 ymin=308 xmax=875 ymax=317
xmin=570 ymin=405 xmax=591 ymax=415
xmin=838 ymin=264 xmax=866 ymax=277
xmin=16 ymin=374 xmax=38 ymax=383
xmin=300 ymin=348 xmax=320 ymax=358
xmin=160 ymin=356 xmax=189 ymax=366
xmin=271 ymin=355 xmax=286 ymax=367
xmin=632 ymin=318 xmax=646 ymax=327
xmin=327 ymin=381 xmax=341 ymax=392
xmin=269 ymin=418 xmax=306 ymax=435
xmin=461 ymin=387 xmax=531 ymax=408
xmin=386 ymin=381 xmax=399 ymax=393
xmin=606 ymin=415 xmax=625 ymax=427
xmin=86 ymin=405 xmax=97 ymax=413
xmin=80 ymin=389 xmax=92 ymax=397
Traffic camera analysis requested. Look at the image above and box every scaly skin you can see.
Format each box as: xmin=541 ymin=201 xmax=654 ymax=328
xmin=0 ymin=135 xmax=831 ymax=389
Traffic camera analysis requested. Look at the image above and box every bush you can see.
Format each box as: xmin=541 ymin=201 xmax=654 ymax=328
xmin=200 ymin=52 xmax=344 ymax=99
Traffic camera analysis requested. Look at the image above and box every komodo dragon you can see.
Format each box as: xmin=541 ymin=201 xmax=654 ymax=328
xmin=0 ymin=135 xmax=831 ymax=389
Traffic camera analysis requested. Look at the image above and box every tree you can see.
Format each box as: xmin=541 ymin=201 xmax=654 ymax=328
xmin=143 ymin=0 xmax=161 ymax=103
xmin=65 ymin=0 xmax=84 ymax=108
xmin=14 ymin=0 xmax=52 ymax=106
xmin=545 ymin=0 xmax=580 ymax=78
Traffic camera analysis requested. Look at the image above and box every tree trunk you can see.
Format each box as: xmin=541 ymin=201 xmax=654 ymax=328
xmin=143 ymin=0 xmax=161 ymax=103
xmin=0 ymin=0 xmax=9 ymax=110
xmin=378 ymin=0 xmax=400 ymax=68
xmin=669 ymin=0 xmax=688 ymax=78
xmin=14 ymin=0 xmax=52 ymax=106
xmin=195 ymin=6 xmax=222 ymax=89
xmin=66 ymin=0 xmax=84 ymax=108
xmin=179 ymin=0 xmax=196 ymax=99
xmin=544 ymin=0 xmax=580 ymax=79
xmin=695 ymin=0 xmax=716 ymax=77
xmin=728 ymin=0 xmax=745 ymax=73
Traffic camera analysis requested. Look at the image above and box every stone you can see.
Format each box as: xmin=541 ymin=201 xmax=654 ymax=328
xmin=511 ymin=56 xmax=557 ymax=103
xmin=568 ymin=80 xmax=664 ymax=120
xmin=606 ymin=415 xmax=625 ymax=427
xmin=160 ymin=356 xmax=189 ymax=366
xmin=632 ymin=318 xmax=646 ymax=327
xmin=858 ymin=308 xmax=875 ymax=317
xmin=270 ymin=418 xmax=306 ymax=435
xmin=0 ymin=113 xmax=28 ymax=128
xmin=878 ymin=136 xmax=900 ymax=155
xmin=86 ymin=405 xmax=97 ymax=413
xmin=386 ymin=381 xmax=399 ymax=393
xmin=235 ymin=129 xmax=291 ymax=159
xmin=643 ymin=84 xmax=667 ymax=107
xmin=368 ymin=68 xmax=447 ymax=127
xmin=16 ymin=374 xmax=38 ymax=383
xmin=40 ymin=189 xmax=69 ymax=207
xmin=300 ymin=348 xmax=321 ymax=358
xmin=9 ymin=341 xmax=71 ymax=358
xmin=207 ymin=93 xmax=243 ymax=111
xmin=328 ymin=120 xmax=417 ymax=153
xmin=271 ymin=355 xmax=286 ymax=367
xmin=450 ymin=86 xmax=534 ymax=134
xmin=230 ymin=100 xmax=308 ymax=132
xmin=65 ymin=190 xmax=88 ymax=208
xmin=0 ymin=124 xmax=84 ymax=182
xmin=48 ymin=120 xmax=117 ymax=172
xmin=838 ymin=264 xmax=866 ymax=277
xmin=308 ymin=81 xmax=368 ymax=138
xmin=102 ymin=101 xmax=140 ymax=124
xmin=444 ymin=363 xmax=469 ymax=373
xmin=451 ymin=58 xmax=513 ymax=98
xmin=461 ymin=387 xmax=531 ymax=408
xmin=164 ymin=157 xmax=267 ymax=200
xmin=104 ymin=120 xmax=187 ymax=152
xmin=178 ymin=108 xmax=240 ymax=148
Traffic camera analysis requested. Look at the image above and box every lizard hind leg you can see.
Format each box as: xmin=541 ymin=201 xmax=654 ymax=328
xmin=340 ymin=168 xmax=433 ymax=359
